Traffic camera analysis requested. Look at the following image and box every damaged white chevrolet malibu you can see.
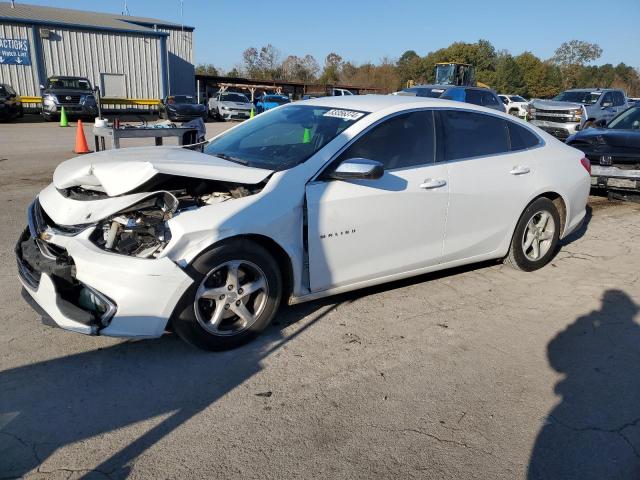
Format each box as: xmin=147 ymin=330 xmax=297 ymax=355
xmin=17 ymin=96 xmax=591 ymax=350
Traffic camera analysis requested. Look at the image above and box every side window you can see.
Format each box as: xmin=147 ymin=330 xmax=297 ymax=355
xmin=481 ymin=91 xmax=500 ymax=106
xmin=601 ymin=92 xmax=613 ymax=106
xmin=465 ymin=89 xmax=482 ymax=106
xmin=337 ymin=111 xmax=435 ymax=170
xmin=508 ymin=122 xmax=540 ymax=151
xmin=613 ymin=92 xmax=625 ymax=106
xmin=438 ymin=110 xmax=509 ymax=161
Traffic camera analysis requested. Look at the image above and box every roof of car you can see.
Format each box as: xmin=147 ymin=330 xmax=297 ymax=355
xmin=566 ymin=88 xmax=616 ymax=92
xmin=301 ymin=94 xmax=491 ymax=113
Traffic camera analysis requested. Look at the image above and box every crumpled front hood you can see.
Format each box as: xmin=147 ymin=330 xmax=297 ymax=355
xmin=532 ymin=99 xmax=583 ymax=110
xmin=53 ymin=146 xmax=273 ymax=196
xmin=569 ymin=128 xmax=640 ymax=149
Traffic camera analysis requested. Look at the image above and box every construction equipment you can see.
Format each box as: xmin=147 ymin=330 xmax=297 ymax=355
xmin=434 ymin=63 xmax=476 ymax=87
xmin=433 ymin=63 xmax=492 ymax=89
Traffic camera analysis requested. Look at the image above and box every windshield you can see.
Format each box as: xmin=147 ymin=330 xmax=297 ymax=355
xmin=221 ymin=93 xmax=249 ymax=103
xmin=510 ymin=96 xmax=527 ymax=102
xmin=204 ymin=105 xmax=367 ymax=171
xmin=607 ymin=107 xmax=640 ymax=130
xmin=435 ymin=64 xmax=455 ymax=85
xmin=47 ymin=78 xmax=92 ymax=90
xmin=554 ymin=91 xmax=601 ymax=105
xmin=168 ymin=95 xmax=196 ymax=104
xmin=263 ymin=96 xmax=289 ymax=105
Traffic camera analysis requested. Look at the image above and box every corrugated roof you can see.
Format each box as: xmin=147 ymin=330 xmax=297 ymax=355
xmin=0 ymin=2 xmax=194 ymax=34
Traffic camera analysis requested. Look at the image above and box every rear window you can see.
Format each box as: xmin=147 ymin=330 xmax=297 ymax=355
xmin=508 ymin=122 xmax=540 ymax=151
xmin=438 ymin=110 xmax=509 ymax=161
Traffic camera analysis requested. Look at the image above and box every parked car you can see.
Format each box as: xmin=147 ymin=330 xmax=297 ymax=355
xmin=40 ymin=76 xmax=98 ymax=122
xmin=398 ymin=84 xmax=452 ymax=98
xmin=499 ymin=94 xmax=529 ymax=118
xmin=628 ymin=98 xmax=640 ymax=108
xmin=303 ymin=88 xmax=354 ymax=99
xmin=255 ymin=94 xmax=290 ymax=113
xmin=529 ymin=88 xmax=628 ymax=140
xmin=566 ymin=105 xmax=640 ymax=195
xmin=159 ymin=95 xmax=207 ymax=122
xmin=208 ymin=91 xmax=253 ymax=121
xmin=440 ymin=87 xmax=506 ymax=112
xmin=16 ymin=96 xmax=590 ymax=350
xmin=0 ymin=83 xmax=23 ymax=121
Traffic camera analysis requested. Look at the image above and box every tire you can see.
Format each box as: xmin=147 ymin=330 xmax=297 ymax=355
xmin=505 ymin=197 xmax=561 ymax=272
xmin=171 ymin=239 xmax=282 ymax=351
xmin=43 ymin=113 xmax=56 ymax=122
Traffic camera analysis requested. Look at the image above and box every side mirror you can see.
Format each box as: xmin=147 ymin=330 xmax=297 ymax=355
xmin=327 ymin=158 xmax=384 ymax=181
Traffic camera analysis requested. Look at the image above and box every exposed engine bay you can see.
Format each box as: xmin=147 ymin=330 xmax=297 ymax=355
xmin=67 ymin=174 xmax=267 ymax=258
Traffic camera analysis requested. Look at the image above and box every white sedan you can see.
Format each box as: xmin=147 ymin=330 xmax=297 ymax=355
xmin=17 ymin=96 xmax=591 ymax=350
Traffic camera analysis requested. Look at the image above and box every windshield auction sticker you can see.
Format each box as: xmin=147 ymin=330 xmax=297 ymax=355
xmin=323 ymin=109 xmax=365 ymax=121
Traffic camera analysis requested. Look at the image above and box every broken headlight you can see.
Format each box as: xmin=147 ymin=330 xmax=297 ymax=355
xmin=91 ymin=192 xmax=177 ymax=258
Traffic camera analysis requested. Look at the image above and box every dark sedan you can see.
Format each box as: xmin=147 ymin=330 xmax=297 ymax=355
xmin=0 ymin=83 xmax=23 ymax=121
xmin=159 ymin=95 xmax=207 ymax=122
xmin=566 ymin=106 xmax=640 ymax=194
xmin=440 ymin=87 xmax=506 ymax=112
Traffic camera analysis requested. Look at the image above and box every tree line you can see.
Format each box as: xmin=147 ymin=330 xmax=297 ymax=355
xmin=195 ymin=39 xmax=640 ymax=98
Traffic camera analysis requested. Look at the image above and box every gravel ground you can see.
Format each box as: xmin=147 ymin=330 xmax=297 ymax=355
xmin=1 ymin=116 xmax=639 ymax=479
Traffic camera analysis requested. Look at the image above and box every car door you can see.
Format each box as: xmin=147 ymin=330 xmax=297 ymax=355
xmin=305 ymin=110 xmax=449 ymax=292
xmin=600 ymin=92 xmax=618 ymax=121
xmin=437 ymin=109 xmax=537 ymax=262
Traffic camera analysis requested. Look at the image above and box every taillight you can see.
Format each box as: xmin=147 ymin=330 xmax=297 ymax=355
xmin=580 ymin=157 xmax=591 ymax=175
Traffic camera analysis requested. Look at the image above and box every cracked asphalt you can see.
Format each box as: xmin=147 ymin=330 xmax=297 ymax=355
xmin=1 ymin=117 xmax=640 ymax=479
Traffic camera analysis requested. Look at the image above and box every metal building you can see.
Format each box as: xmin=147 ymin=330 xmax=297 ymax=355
xmin=0 ymin=2 xmax=194 ymax=103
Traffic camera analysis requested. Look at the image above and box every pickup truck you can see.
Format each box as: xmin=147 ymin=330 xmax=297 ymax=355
xmin=40 ymin=76 xmax=98 ymax=121
xmin=529 ymin=88 xmax=628 ymax=140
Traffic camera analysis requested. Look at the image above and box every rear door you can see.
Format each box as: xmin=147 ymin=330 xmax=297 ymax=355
xmin=305 ymin=110 xmax=449 ymax=292
xmin=437 ymin=109 xmax=538 ymax=262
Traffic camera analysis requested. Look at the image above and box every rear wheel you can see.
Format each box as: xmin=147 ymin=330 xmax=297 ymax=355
xmin=172 ymin=240 xmax=282 ymax=351
xmin=505 ymin=197 xmax=560 ymax=271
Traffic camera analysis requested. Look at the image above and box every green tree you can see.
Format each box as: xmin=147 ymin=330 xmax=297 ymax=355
xmin=551 ymin=40 xmax=602 ymax=89
xmin=493 ymin=53 xmax=525 ymax=95
xmin=195 ymin=63 xmax=219 ymax=76
xmin=319 ymin=53 xmax=343 ymax=84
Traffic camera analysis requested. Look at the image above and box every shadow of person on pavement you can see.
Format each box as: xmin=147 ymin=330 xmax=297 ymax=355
xmin=528 ymin=289 xmax=640 ymax=480
xmin=0 ymin=298 xmax=340 ymax=479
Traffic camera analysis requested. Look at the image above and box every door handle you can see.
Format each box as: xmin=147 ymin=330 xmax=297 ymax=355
xmin=419 ymin=178 xmax=447 ymax=189
xmin=509 ymin=166 xmax=530 ymax=175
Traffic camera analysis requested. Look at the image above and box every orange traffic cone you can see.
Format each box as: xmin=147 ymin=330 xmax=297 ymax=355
xmin=74 ymin=119 xmax=91 ymax=154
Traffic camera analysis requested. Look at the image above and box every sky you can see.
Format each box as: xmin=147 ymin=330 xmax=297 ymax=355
xmin=10 ymin=0 xmax=640 ymax=71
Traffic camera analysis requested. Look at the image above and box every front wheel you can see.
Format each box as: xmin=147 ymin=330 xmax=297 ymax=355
xmin=172 ymin=240 xmax=282 ymax=351
xmin=505 ymin=197 xmax=561 ymax=271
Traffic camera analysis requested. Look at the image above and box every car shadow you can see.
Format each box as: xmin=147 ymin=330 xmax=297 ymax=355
xmin=559 ymin=204 xmax=592 ymax=246
xmin=528 ymin=289 xmax=640 ymax=479
xmin=0 ymin=296 xmax=341 ymax=479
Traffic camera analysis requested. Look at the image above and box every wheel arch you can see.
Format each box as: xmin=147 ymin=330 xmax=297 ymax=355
xmin=527 ymin=191 xmax=567 ymax=236
xmin=189 ymin=234 xmax=295 ymax=303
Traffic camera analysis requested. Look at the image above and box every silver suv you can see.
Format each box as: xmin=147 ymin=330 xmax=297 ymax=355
xmin=529 ymin=88 xmax=628 ymax=140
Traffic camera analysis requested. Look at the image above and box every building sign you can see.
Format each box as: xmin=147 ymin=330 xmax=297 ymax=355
xmin=0 ymin=37 xmax=31 ymax=66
